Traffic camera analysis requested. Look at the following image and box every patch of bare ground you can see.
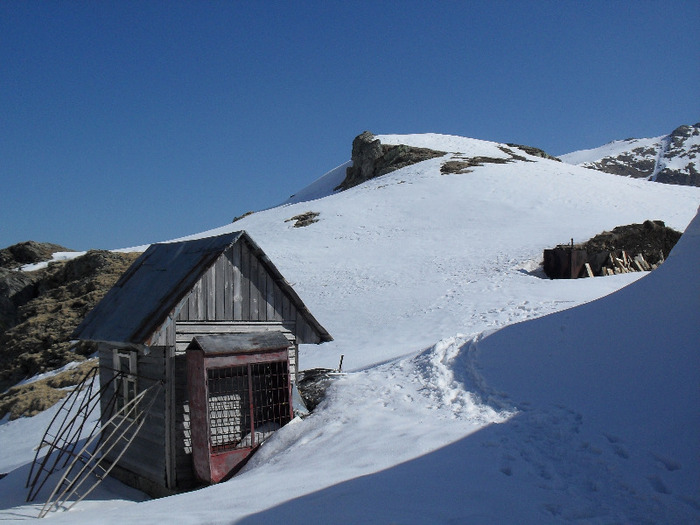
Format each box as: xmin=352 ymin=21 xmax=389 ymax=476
xmin=286 ymin=211 xmax=320 ymax=227
xmin=0 ymin=250 xmax=141 ymax=394
xmin=0 ymin=360 xmax=97 ymax=420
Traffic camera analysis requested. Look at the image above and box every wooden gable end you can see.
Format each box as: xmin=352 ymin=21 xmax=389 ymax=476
xmin=174 ymin=237 xmax=322 ymax=343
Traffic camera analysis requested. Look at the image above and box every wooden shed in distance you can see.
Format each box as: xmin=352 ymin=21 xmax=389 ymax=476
xmin=72 ymin=231 xmax=332 ymax=496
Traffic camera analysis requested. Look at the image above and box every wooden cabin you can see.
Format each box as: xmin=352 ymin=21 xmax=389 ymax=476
xmin=72 ymin=231 xmax=332 ymax=496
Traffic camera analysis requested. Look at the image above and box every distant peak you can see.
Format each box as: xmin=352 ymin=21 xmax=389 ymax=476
xmin=560 ymin=123 xmax=700 ymax=186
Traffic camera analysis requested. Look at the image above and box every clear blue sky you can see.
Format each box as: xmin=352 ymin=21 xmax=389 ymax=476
xmin=2 ymin=1 xmax=698 ymax=251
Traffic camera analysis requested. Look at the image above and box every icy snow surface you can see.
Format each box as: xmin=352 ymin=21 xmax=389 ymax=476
xmin=1 ymin=133 xmax=699 ymax=523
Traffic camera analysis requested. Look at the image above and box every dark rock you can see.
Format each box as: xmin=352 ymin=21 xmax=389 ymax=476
xmin=232 ymin=211 xmax=255 ymax=223
xmin=655 ymin=162 xmax=700 ymax=186
xmin=543 ymin=221 xmax=682 ymax=278
xmin=506 ymin=143 xmax=561 ymax=162
xmin=440 ymin=156 xmax=510 ymax=174
xmin=654 ymin=123 xmax=700 ymax=185
xmin=578 ymin=221 xmax=680 ymax=266
xmin=374 ymin=143 xmax=445 ymax=176
xmin=0 ymin=241 xmax=72 ymax=270
xmin=340 ymin=131 xmax=385 ymax=190
xmin=285 ymin=211 xmax=320 ymax=228
xmin=0 ymin=269 xmax=39 ymax=332
xmin=336 ymin=132 xmax=446 ymax=191
xmin=440 ymin=161 xmax=475 ymax=175
xmin=574 ymin=123 xmax=700 ymax=187
xmin=587 ymin=153 xmax=656 ymax=179
xmin=296 ymin=368 xmax=339 ymax=411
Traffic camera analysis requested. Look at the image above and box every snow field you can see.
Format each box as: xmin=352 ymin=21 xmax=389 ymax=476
xmin=1 ymin=133 xmax=698 ymax=523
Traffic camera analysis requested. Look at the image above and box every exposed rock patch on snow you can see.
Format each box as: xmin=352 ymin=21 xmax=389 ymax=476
xmin=336 ymin=131 xmax=447 ymax=191
xmin=561 ymin=123 xmax=700 ymax=186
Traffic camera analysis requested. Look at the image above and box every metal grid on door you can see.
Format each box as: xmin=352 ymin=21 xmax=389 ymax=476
xmin=207 ymin=366 xmax=249 ymax=452
xmin=206 ymin=361 xmax=291 ymax=453
xmin=251 ymin=361 xmax=291 ymax=444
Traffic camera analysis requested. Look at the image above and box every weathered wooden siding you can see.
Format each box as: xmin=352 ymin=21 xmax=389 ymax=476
xmin=99 ymin=345 xmax=168 ymax=488
xmin=175 ymin=321 xmax=297 ymax=378
xmin=112 ymin=236 xmax=322 ymax=491
xmin=98 ymin=342 xmax=115 ymax=435
xmin=173 ymin=353 xmax=194 ymax=489
xmin=91 ymin=233 xmax=330 ymax=493
xmin=174 ymin=240 xmax=320 ymax=343
xmin=175 ymin=321 xmax=294 ymax=347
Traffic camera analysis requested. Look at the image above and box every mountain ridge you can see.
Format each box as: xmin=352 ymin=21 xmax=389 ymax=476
xmin=561 ymin=122 xmax=700 ymax=186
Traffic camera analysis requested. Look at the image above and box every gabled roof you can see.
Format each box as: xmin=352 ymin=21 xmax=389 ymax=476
xmin=72 ymin=231 xmax=332 ymax=346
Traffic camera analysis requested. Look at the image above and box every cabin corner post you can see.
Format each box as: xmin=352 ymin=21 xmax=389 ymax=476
xmin=186 ymin=347 xmax=210 ymax=484
xmin=165 ymin=343 xmax=176 ymax=489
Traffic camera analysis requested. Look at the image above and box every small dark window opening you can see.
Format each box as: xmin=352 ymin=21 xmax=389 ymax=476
xmin=113 ymin=350 xmax=137 ymax=417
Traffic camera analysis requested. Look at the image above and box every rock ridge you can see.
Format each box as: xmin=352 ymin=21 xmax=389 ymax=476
xmin=336 ymin=131 xmax=447 ymax=191
xmin=567 ymin=123 xmax=700 ymax=186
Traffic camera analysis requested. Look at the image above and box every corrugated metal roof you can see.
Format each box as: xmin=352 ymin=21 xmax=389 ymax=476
xmin=186 ymin=332 xmax=290 ymax=355
xmin=72 ymin=231 xmax=332 ymax=346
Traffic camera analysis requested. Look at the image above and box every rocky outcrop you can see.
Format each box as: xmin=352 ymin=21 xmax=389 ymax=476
xmin=336 ymin=131 xmax=446 ymax=191
xmin=285 ymin=211 xmax=320 ymax=228
xmin=0 ymin=241 xmax=71 ymax=333
xmin=506 ymin=143 xmax=561 ymax=162
xmin=0 ymin=241 xmax=72 ymax=270
xmin=296 ymin=368 xmax=340 ymax=412
xmin=337 ymin=133 xmax=564 ymax=188
xmin=567 ymin=123 xmax=700 ymax=186
xmin=0 ymin=248 xmax=141 ymax=395
xmin=583 ymin=151 xmax=657 ymax=179
xmin=0 ymin=269 xmax=38 ymax=332
xmin=578 ymin=220 xmax=681 ymax=265
xmin=655 ymin=124 xmax=700 ymax=185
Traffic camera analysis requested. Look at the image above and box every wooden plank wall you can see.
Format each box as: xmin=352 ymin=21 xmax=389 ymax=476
xmin=100 ymin=346 xmax=168 ymax=488
xmin=174 ymin=240 xmax=319 ymax=343
xmin=98 ymin=343 xmax=114 ymax=424
xmin=173 ymin=353 xmax=195 ymax=489
xmin=175 ymin=321 xmax=297 ymax=377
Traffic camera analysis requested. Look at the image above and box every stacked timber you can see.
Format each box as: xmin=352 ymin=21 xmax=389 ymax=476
xmin=544 ymin=221 xmax=680 ymax=279
xmin=597 ymin=250 xmax=662 ymax=277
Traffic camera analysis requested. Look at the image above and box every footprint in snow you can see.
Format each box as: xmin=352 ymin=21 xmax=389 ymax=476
xmin=651 ymin=452 xmax=681 ymax=472
xmin=648 ymin=475 xmax=671 ymax=495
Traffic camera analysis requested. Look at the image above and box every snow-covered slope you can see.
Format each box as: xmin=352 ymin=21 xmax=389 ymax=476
xmin=198 ymin=134 xmax=699 ymax=372
xmin=561 ymin=123 xmax=700 ymax=186
xmin=1 ymin=133 xmax=699 ymax=523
